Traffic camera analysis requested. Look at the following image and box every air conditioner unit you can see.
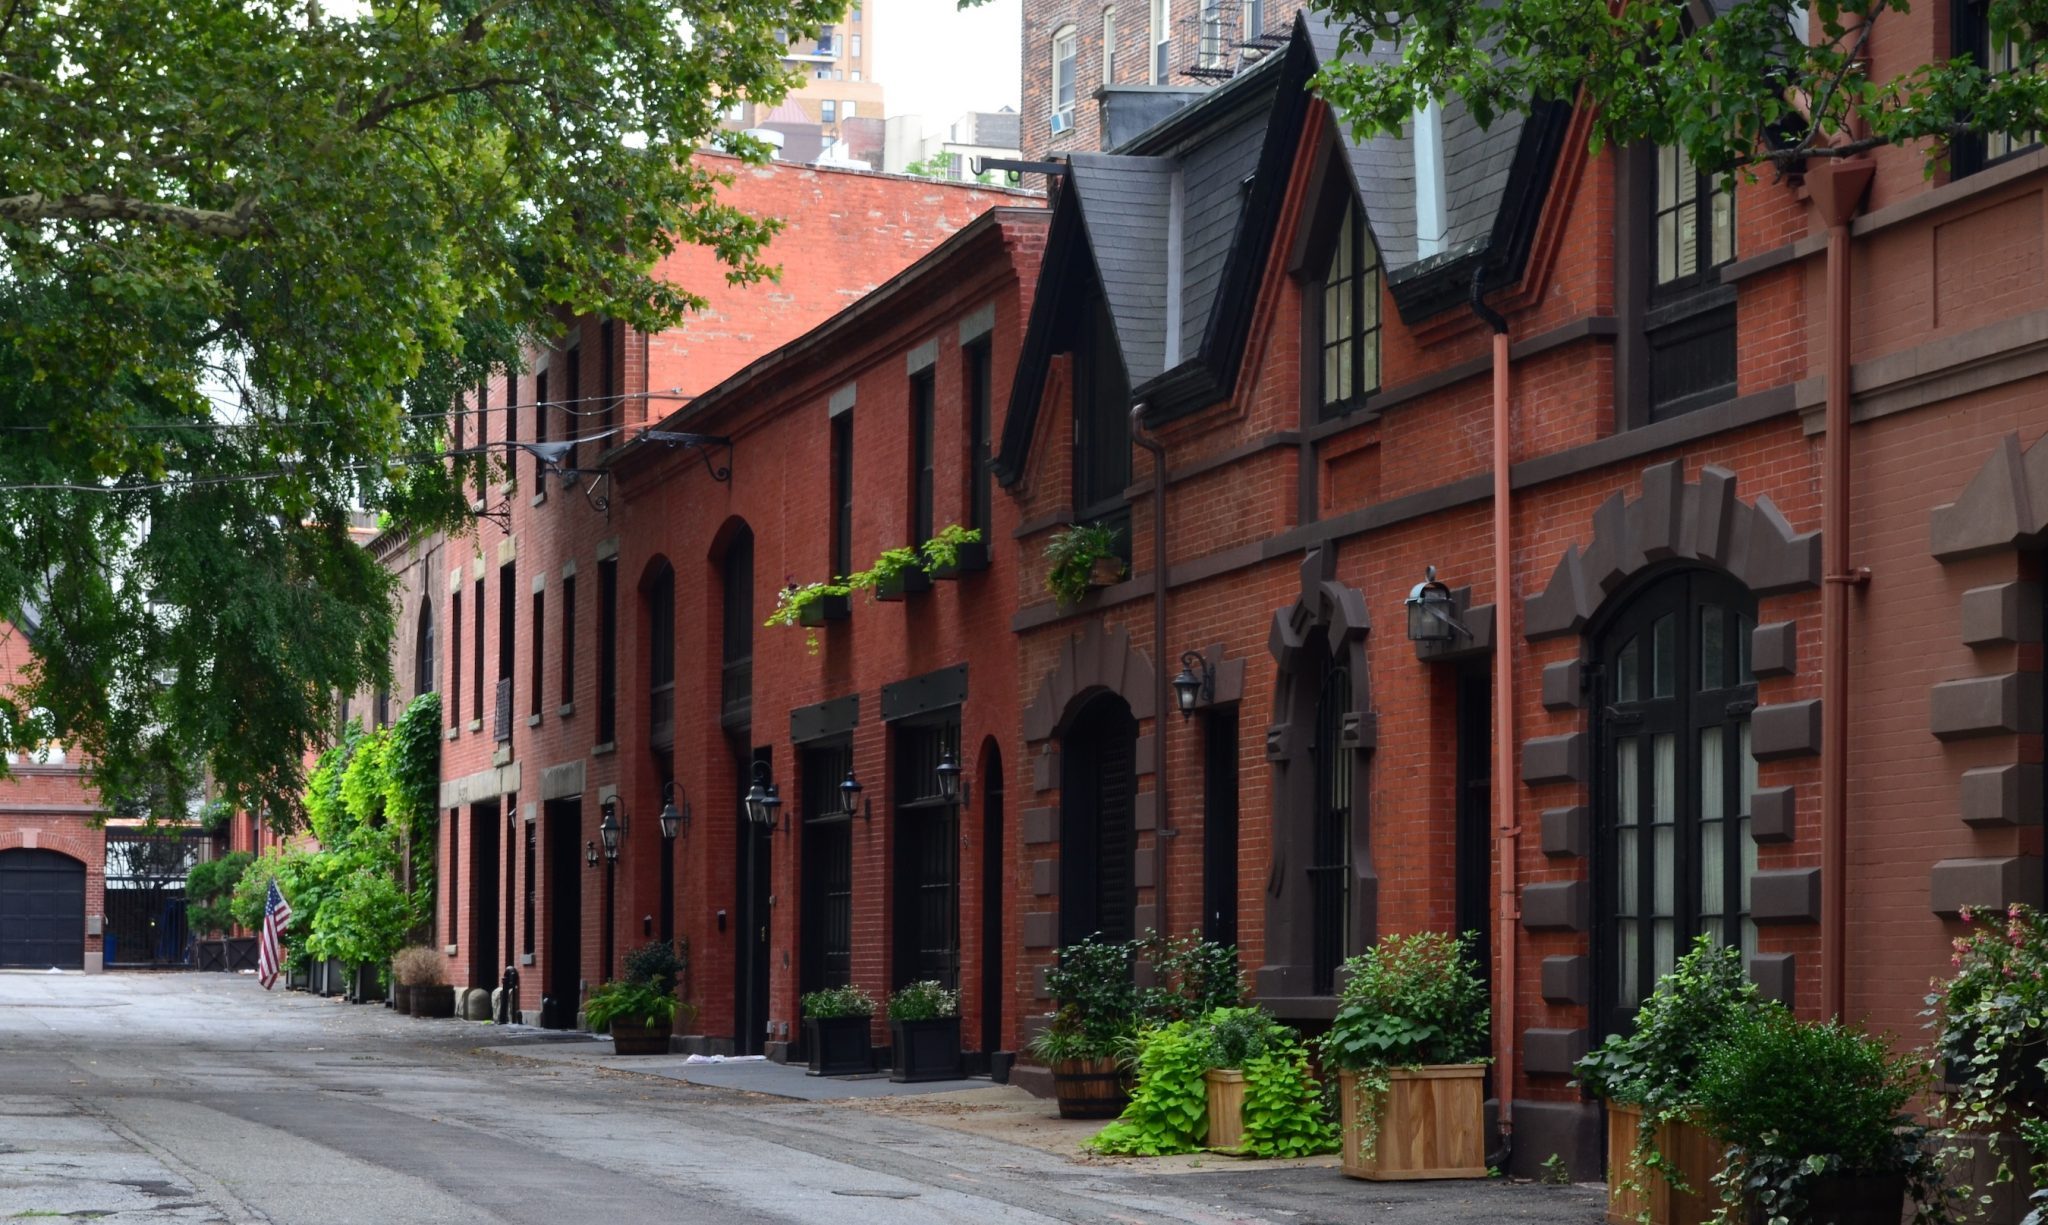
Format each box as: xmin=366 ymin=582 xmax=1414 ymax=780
xmin=1051 ymin=109 xmax=1073 ymax=134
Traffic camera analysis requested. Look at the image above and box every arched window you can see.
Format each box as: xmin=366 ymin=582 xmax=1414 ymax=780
xmin=414 ymin=600 xmax=435 ymax=696
xmin=1309 ymin=646 xmax=1352 ymax=994
xmin=1596 ymin=569 xmax=1758 ymax=1035
xmin=720 ymin=526 xmax=754 ymax=731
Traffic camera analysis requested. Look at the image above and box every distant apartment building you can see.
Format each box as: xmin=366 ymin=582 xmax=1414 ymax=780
xmin=883 ymin=108 xmax=1024 ymax=179
xmin=1021 ymin=0 xmax=1304 ymax=158
xmin=756 ymin=5 xmax=886 ymax=143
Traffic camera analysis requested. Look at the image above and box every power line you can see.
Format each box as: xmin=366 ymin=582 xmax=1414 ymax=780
xmin=0 ymin=389 xmax=697 ymax=433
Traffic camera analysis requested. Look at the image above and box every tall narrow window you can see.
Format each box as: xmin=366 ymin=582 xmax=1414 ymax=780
xmin=1644 ymin=143 xmax=1737 ymax=419
xmin=597 ymin=558 xmax=618 ymax=745
xmin=822 ymin=99 xmax=836 ymax=124
xmin=911 ymin=368 xmax=936 ymax=547
xmin=1149 ymin=0 xmax=1169 ymax=83
xmin=415 ymin=600 xmax=436 ymax=696
xmin=1102 ymin=7 xmax=1117 ymax=83
xmin=1051 ymin=26 xmax=1077 ymax=132
xmin=831 ymin=411 xmax=855 ymax=579
xmin=533 ymin=367 xmax=550 ymax=491
xmin=893 ymin=718 xmax=962 ymax=990
xmin=471 ymin=577 xmax=484 ymax=727
xmin=450 ymin=588 xmax=463 ymax=728
xmin=455 ymin=386 xmax=469 ymax=452
xmin=1073 ymin=301 xmax=1133 ymax=562
xmin=1316 ymin=195 xmax=1381 ymax=417
xmin=1198 ymin=0 xmax=1224 ymax=70
xmin=1243 ymin=0 xmax=1265 ymax=36
xmin=1309 ymin=650 xmax=1352 ymax=995
xmin=522 ymin=819 xmax=536 ymax=956
xmin=720 ymin=529 xmax=755 ymax=731
xmin=647 ymin=563 xmax=676 ymax=750
xmin=1202 ymin=707 xmax=1239 ymax=947
xmin=499 ymin=378 xmax=512 ymax=488
xmin=600 ymin=319 xmax=620 ymax=439
xmin=530 ymin=587 xmax=544 ymax=718
xmin=447 ymin=808 xmax=460 ymax=944
xmin=496 ymin=563 xmax=515 ymax=742
xmin=966 ymin=341 xmax=993 ymax=537
xmin=560 ymin=573 xmax=577 ymax=709
xmin=563 ymin=344 xmax=581 ymax=479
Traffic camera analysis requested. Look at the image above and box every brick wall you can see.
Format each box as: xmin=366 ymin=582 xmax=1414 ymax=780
xmin=0 ymin=626 xmax=108 ymax=970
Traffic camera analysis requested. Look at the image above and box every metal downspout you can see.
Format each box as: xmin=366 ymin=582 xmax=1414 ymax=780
xmin=1810 ymin=157 xmax=1873 ymax=1021
xmin=1471 ymin=271 xmax=1516 ymax=1149
xmin=1131 ymin=403 xmax=1172 ymax=938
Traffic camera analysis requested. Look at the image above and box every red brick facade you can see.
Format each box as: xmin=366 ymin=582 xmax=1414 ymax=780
xmin=0 ymin=627 xmax=107 ymax=971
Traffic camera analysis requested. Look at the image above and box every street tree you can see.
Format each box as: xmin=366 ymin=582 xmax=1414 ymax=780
xmin=0 ymin=0 xmax=843 ymax=826
xmin=1311 ymin=0 xmax=2048 ymax=178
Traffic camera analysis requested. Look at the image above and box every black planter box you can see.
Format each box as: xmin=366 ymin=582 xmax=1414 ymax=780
xmin=797 ymin=593 xmax=852 ymax=625
xmin=889 ymin=1017 xmax=962 ymax=1083
xmin=1747 ymin=1173 xmax=1905 ymax=1225
xmin=347 ymin=964 xmax=385 ymax=1003
xmin=805 ymin=1015 xmax=874 ymax=1076
xmin=930 ymin=541 xmax=990 ymax=579
xmin=874 ymin=568 xmax=932 ymax=602
xmin=287 ymin=964 xmax=309 ymax=991
xmin=196 ymin=939 xmax=228 ymax=973
xmin=224 ymin=937 xmax=260 ymax=972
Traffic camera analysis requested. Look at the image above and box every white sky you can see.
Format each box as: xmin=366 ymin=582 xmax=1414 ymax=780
xmin=871 ymin=0 xmax=1023 ymax=138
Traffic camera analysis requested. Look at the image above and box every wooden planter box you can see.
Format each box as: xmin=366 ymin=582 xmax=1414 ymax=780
xmin=392 ymin=983 xmax=413 ymax=1015
xmin=611 ymin=1019 xmax=674 ymax=1056
xmin=1338 ymin=1065 xmax=1487 ymax=1181
xmin=1205 ymin=1068 xmax=1248 ymax=1153
xmin=805 ymin=1015 xmax=874 ymax=1076
xmin=889 ymin=1017 xmax=961 ymax=1083
xmin=1051 ymin=1057 xmax=1131 ymax=1119
xmin=873 ymin=568 xmax=932 ymax=602
xmin=1606 ymin=1103 xmax=1723 ymax=1225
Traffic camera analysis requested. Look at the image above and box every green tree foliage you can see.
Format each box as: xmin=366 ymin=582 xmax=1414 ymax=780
xmin=184 ymin=850 xmax=252 ymax=937
xmin=1312 ymin=0 xmax=2048 ymax=179
xmin=0 ymin=0 xmax=844 ymax=826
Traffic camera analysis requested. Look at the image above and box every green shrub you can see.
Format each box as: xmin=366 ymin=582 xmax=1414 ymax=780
xmin=1574 ymin=935 xmax=1762 ymax=1107
xmin=1239 ymin=1043 xmax=1339 ymax=1158
xmin=1198 ymin=1006 xmax=1281 ymax=1070
xmin=185 ymin=851 xmax=252 ymax=937
xmin=623 ymin=939 xmax=687 ymax=997
xmin=1034 ymin=935 xmax=1138 ymax=1061
xmin=1134 ymin=929 xmax=1245 ymax=1025
xmin=888 ymin=980 xmax=958 ymax=1021
xmin=1043 ymin=521 xmax=1123 ymax=607
xmin=585 ymin=979 xmax=682 ymax=1032
xmin=801 ymin=984 xmax=877 ymax=1019
xmin=1321 ymin=931 xmax=1489 ymax=1071
xmin=1087 ymin=1021 xmax=1209 ymax=1156
xmin=1930 ymin=903 xmax=2048 ymax=1203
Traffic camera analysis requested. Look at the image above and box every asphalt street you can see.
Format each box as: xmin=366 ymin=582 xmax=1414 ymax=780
xmin=0 ymin=972 xmax=1606 ymax=1224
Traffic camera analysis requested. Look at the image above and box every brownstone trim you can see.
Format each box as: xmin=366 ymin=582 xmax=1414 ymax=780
xmin=1751 ymin=699 xmax=1824 ymax=760
xmin=1930 ymin=856 xmax=2046 ymax=917
xmin=1751 ymin=868 xmax=1821 ymax=924
xmin=1961 ymin=582 xmax=2044 ymax=647
xmin=1521 ymin=881 xmax=1590 ymax=932
xmin=1752 ymin=786 xmax=1797 ymax=843
xmin=1750 ymin=621 xmax=1799 ymax=677
xmin=1930 ymin=672 xmax=2043 ymax=740
xmin=1540 ymin=955 xmax=1591 ymax=1006
xmin=1961 ymin=763 xmax=2043 ymax=828
xmin=1018 ymin=620 xmax=1158 ymax=742
xmin=1749 ymin=953 xmax=1796 ymax=1005
xmin=1523 ymin=1028 xmax=1589 ymax=1077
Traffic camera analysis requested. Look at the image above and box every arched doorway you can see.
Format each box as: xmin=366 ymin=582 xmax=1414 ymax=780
xmin=1593 ymin=567 xmax=1758 ymax=1038
xmin=1059 ymin=693 xmax=1138 ymax=948
xmin=0 ymin=848 xmax=85 ymax=968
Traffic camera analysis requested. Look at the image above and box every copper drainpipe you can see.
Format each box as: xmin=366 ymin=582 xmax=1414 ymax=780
xmin=1131 ymin=403 xmax=1173 ymax=937
xmin=1471 ymin=271 xmax=1517 ymax=1146
xmin=1809 ymin=156 xmax=1873 ymax=1021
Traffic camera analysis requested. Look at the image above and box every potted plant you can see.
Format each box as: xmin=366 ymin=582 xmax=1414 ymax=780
xmin=1928 ymin=903 xmax=2048 ymax=1216
xmin=185 ymin=851 xmax=251 ymax=972
xmin=1029 ymin=935 xmax=1139 ymax=1118
xmin=1693 ymin=1009 xmax=1952 ymax=1225
xmin=1086 ymin=1006 xmax=1338 ymax=1159
xmin=887 ymin=980 xmax=961 ymax=1083
xmin=864 ymin=546 xmax=931 ymax=602
xmin=394 ymin=945 xmax=453 ymax=1018
xmin=584 ymin=980 xmax=686 ymax=1055
xmin=802 ymin=984 xmax=877 ymax=1076
xmin=1195 ymin=1006 xmax=1280 ymax=1154
xmin=1321 ymin=931 xmax=1490 ymax=1181
xmin=1043 ymin=522 xmax=1124 ymax=607
xmin=922 ymin=524 xmax=987 ymax=580
xmin=765 ymin=581 xmax=851 ymax=654
xmin=1575 ymin=936 xmax=1761 ymax=1225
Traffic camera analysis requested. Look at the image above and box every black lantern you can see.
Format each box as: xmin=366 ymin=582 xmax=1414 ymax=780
xmin=658 ymin=782 xmax=682 ymax=841
xmin=840 ymin=767 xmax=864 ymax=816
xmin=598 ymin=801 xmax=621 ymax=861
xmin=1171 ymin=650 xmax=1214 ymax=720
xmin=584 ymin=839 xmax=599 ymax=868
xmin=935 ymin=751 xmax=963 ymax=805
xmin=743 ymin=760 xmax=781 ymax=827
xmin=1405 ymin=565 xmax=1468 ymax=644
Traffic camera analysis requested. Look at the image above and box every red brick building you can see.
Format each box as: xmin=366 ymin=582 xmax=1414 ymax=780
xmin=374 ymin=157 xmax=1032 ymax=1025
xmin=0 ymin=625 xmax=107 ymax=972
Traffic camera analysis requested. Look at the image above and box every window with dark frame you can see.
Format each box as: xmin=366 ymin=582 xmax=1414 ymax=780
xmin=522 ymin=819 xmax=536 ymax=956
xmin=719 ymin=530 xmax=754 ymax=730
xmin=647 ymin=563 xmax=676 ymax=749
xmin=892 ymin=718 xmax=962 ymax=990
xmin=561 ymin=573 xmax=577 ymax=709
xmin=497 ymin=563 xmax=515 ymax=742
xmin=471 ymin=577 xmax=484 ymax=726
xmin=1308 ymin=646 xmax=1352 ymax=996
xmin=911 ymin=368 xmax=936 ymax=547
xmin=800 ymin=740 xmax=856 ymax=993
xmin=831 ymin=411 xmax=855 ymax=579
xmin=1642 ymin=143 xmax=1737 ymax=420
xmin=597 ymin=558 xmax=618 ymax=745
xmin=530 ymin=587 xmax=544 ymax=717
xmin=1072 ymin=299 xmax=1133 ymax=560
xmin=1953 ymin=0 xmax=2044 ymax=176
xmin=966 ymin=340 xmax=993 ymax=537
xmin=533 ymin=367 xmax=550 ymax=491
xmin=447 ymin=808 xmax=459 ymax=944
xmin=1202 ymin=707 xmax=1239 ymax=948
xmin=1315 ymin=194 xmax=1381 ymax=419
xmin=450 ymin=589 xmax=463 ymax=727
xmin=415 ymin=600 xmax=436 ymax=696
xmin=564 ymin=344 xmax=581 ymax=479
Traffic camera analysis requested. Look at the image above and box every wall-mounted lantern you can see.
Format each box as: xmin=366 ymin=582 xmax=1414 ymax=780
xmin=840 ymin=767 xmax=867 ymax=819
xmin=598 ymin=801 xmax=622 ymax=862
xmin=584 ymin=839 xmax=599 ymax=868
xmin=658 ymin=782 xmax=682 ymax=841
xmin=1405 ymin=566 xmax=1470 ymax=644
xmin=743 ymin=760 xmax=782 ymax=827
xmin=935 ymin=750 xmax=969 ymax=807
xmin=1171 ymin=650 xmax=1215 ymax=719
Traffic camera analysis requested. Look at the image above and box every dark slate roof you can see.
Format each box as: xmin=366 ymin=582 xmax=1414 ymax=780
xmin=1067 ymin=154 xmax=1175 ymax=384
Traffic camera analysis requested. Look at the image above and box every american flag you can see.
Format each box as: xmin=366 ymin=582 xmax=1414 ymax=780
xmin=256 ymin=878 xmax=292 ymax=990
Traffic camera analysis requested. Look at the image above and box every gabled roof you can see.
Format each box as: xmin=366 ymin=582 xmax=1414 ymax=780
xmin=993 ymin=12 xmax=1571 ymax=485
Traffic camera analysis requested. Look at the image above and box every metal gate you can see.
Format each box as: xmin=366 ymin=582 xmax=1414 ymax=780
xmin=103 ymin=829 xmax=205 ymax=968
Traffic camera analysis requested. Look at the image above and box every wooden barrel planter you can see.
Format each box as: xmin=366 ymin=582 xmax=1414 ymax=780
xmin=1050 ymin=1057 xmax=1130 ymax=1119
xmin=1204 ymin=1069 xmax=1248 ymax=1153
xmin=391 ymin=983 xmax=413 ymax=1015
xmin=409 ymin=984 xmax=456 ymax=1019
xmin=610 ymin=1020 xmax=673 ymax=1056
xmin=1606 ymin=1103 xmax=1723 ymax=1225
xmin=1338 ymin=1065 xmax=1487 ymax=1181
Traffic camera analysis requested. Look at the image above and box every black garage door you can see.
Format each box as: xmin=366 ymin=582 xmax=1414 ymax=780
xmin=0 ymin=849 xmax=86 ymax=969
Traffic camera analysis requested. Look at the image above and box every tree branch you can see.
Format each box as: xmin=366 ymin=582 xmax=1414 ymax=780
xmin=0 ymin=192 xmax=255 ymax=237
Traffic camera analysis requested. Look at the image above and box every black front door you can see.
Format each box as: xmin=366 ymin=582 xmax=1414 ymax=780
xmin=1202 ymin=709 xmax=1240 ymax=948
xmin=1454 ymin=661 xmax=1493 ymax=985
xmin=0 ymin=849 xmax=84 ymax=968
xmin=800 ymin=742 xmax=854 ymax=995
xmin=1060 ymin=695 xmax=1137 ymax=948
xmin=980 ymin=743 xmax=1005 ymax=1054
xmin=470 ymin=799 xmax=501 ymax=988
xmin=893 ymin=720 xmax=960 ymax=989
xmin=735 ymin=744 xmax=773 ymax=1055
xmin=544 ymin=798 xmax=583 ymax=1028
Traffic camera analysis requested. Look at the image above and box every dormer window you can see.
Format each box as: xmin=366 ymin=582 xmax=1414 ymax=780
xmin=1644 ymin=143 xmax=1736 ymax=419
xmin=1315 ymin=196 xmax=1381 ymax=419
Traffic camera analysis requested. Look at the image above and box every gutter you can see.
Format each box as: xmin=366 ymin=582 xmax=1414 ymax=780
xmin=1470 ymin=268 xmax=1517 ymax=1157
xmin=1130 ymin=402 xmax=1173 ymax=939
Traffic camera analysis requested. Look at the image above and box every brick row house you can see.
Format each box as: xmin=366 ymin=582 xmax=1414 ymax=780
xmin=349 ymin=0 xmax=2048 ymax=1197
xmin=0 ymin=624 xmax=107 ymax=972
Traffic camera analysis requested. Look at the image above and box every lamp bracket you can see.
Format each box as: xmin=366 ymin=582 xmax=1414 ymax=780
xmin=640 ymin=430 xmax=733 ymax=483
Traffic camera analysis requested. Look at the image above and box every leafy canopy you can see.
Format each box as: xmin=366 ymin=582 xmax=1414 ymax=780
xmin=1312 ymin=0 xmax=2048 ymax=178
xmin=0 ymin=0 xmax=842 ymax=825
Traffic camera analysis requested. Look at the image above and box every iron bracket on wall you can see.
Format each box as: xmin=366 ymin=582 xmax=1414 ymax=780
xmin=640 ymin=430 xmax=733 ymax=483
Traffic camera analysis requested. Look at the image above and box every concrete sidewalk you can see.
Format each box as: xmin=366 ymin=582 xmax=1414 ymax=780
xmin=481 ymin=1039 xmax=992 ymax=1100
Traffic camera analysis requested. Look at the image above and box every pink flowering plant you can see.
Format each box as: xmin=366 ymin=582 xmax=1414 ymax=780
xmin=1927 ymin=903 xmax=2048 ymax=1210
